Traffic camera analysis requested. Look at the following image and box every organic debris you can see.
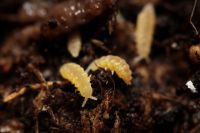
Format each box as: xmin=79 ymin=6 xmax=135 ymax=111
xmin=0 ymin=0 xmax=200 ymax=132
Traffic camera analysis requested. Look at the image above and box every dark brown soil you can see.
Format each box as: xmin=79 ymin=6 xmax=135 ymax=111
xmin=1 ymin=0 xmax=200 ymax=133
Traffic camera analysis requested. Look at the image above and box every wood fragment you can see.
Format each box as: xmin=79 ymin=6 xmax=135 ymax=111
xmin=3 ymin=87 xmax=27 ymax=103
xmin=91 ymin=39 xmax=110 ymax=52
xmin=3 ymin=81 xmax=68 ymax=103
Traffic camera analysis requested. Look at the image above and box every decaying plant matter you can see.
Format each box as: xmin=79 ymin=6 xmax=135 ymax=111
xmin=1 ymin=0 xmax=200 ymax=132
xmin=3 ymin=81 xmax=69 ymax=103
xmin=0 ymin=0 xmax=117 ymax=72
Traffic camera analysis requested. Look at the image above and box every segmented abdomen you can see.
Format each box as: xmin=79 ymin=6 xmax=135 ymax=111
xmin=87 ymin=55 xmax=133 ymax=85
xmin=59 ymin=63 xmax=97 ymax=107
xmin=135 ymin=3 xmax=156 ymax=60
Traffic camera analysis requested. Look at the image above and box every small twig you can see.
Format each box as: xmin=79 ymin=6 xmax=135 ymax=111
xmin=27 ymin=64 xmax=48 ymax=89
xmin=35 ymin=116 xmax=39 ymax=133
xmin=4 ymin=87 xmax=27 ymax=103
xmin=151 ymin=92 xmax=190 ymax=107
xmin=3 ymin=81 xmax=68 ymax=103
xmin=190 ymin=0 xmax=199 ymax=35
xmin=91 ymin=39 xmax=111 ymax=53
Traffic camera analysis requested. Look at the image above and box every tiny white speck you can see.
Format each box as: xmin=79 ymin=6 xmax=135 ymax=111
xmin=23 ymin=2 xmax=35 ymax=16
xmin=94 ymin=4 xmax=99 ymax=9
xmin=41 ymin=105 xmax=49 ymax=111
xmin=75 ymin=10 xmax=81 ymax=16
xmin=111 ymin=70 xmax=114 ymax=75
xmin=186 ymin=80 xmax=197 ymax=93
xmin=77 ymin=2 xmax=81 ymax=7
xmin=64 ymin=8 xmax=67 ymax=12
xmin=89 ymin=74 xmax=91 ymax=78
xmin=38 ymin=9 xmax=46 ymax=16
xmin=70 ymin=6 xmax=75 ymax=11
xmin=171 ymin=42 xmax=178 ymax=49
xmin=69 ymin=12 xmax=72 ymax=16
xmin=81 ymin=9 xmax=85 ymax=13
xmin=61 ymin=16 xmax=67 ymax=21
xmin=65 ymin=26 xmax=69 ymax=29
xmin=104 ymin=67 xmax=108 ymax=71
